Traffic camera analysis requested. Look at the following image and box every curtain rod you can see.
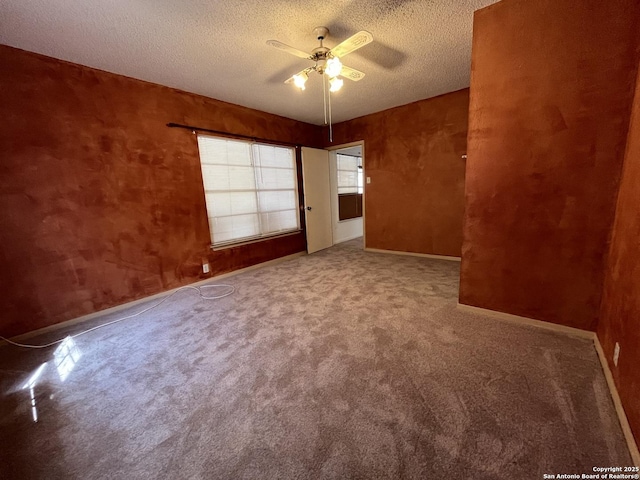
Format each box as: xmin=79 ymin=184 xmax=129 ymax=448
xmin=166 ymin=123 xmax=301 ymax=148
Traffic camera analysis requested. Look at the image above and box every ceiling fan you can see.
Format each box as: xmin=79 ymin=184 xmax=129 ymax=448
xmin=267 ymin=27 xmax=373 ymax=140
xmin=267 ymin=27 xmax=373 ymax=93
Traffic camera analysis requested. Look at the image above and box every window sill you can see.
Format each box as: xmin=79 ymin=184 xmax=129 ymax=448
xmin=210 ymin=230 xmax=303 ymax=251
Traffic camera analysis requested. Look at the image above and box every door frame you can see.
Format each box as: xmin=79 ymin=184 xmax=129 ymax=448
xmin=325 ymin=140 xmax=366 ymax=248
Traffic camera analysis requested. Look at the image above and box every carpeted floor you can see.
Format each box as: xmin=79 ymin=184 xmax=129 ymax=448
xmin=0 ymin=238 xmax=632 ymax=479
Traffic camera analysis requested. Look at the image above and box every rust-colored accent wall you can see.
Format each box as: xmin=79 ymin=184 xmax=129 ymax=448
xmin=0 ymin=46 xmax=323 ymax=338
xmin=329 ymin=89 xmax=469 ymax=257
xmin=599 ymin=64 xmax=640 ymax=443
xmin=460 ymin=0 xmax=639 ymax=330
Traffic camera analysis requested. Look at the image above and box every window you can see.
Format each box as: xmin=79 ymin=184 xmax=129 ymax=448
xmin=337 ymin=153 xmax=363 ymax=221
xmin=196 ymin=135 xmax=300 ymax=247
xmin=337 ymin=154 xmax=363 ymax=194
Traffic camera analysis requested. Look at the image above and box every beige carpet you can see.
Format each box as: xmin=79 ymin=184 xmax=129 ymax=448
xmin=0 ymin=238 xmax=632 ymax=479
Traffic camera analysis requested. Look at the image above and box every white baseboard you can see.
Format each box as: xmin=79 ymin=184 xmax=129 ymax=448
xmin=457 ymin=302 xmax=639 ymax=464
xmin=2 ymin=251 xmax=307 ymax=346
xmin=456 ymin=303 xmax=594 ymax=339
xmin=364 ymin=247 xmax=461 ymax=262
xmin=594 ymin=337 xmax=640 ymax=466
xmin=334 ymin=233 xmax=363 ymax=244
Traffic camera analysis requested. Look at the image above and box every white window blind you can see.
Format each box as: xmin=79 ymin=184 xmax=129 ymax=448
xmin=337 ymin=154 xmax=363 ymax=194
xmin=197 ymin=135 xmax=300 ymax=247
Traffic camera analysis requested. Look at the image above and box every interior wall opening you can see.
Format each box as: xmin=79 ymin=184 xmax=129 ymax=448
xmin=328 ymin=142 xmax=365 ymax=246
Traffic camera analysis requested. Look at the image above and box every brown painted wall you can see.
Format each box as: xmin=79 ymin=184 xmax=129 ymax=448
xmin=599 ymin=65 xmax=640 ymax=443
xmin=329 ymin=89 xmax=469 ymax=257
xmin=460 ymin=0 xmax=639 ymax=330
xmin=0 ymin=46 xmax=323 ymax=338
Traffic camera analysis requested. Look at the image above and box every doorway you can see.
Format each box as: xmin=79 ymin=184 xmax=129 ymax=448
xmin=327 ymin=142 xmax=365 ymax=246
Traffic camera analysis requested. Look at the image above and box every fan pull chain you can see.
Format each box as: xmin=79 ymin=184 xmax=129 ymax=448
xmin=328 ymin=82 xmax=333 ymax=143
xmin=322 ymin=71 xmax=328 ymax=126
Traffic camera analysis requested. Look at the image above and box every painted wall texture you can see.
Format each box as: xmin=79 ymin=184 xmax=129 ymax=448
xmin=599 ymin=66 xmax=640 ymax=444
xmin=460 ymin=0 xmax=639 ymax=331
xmin=0 ymin=46 xmax=323 ymax=337
xmin=329 ymin=89 xmax=469 ymax=257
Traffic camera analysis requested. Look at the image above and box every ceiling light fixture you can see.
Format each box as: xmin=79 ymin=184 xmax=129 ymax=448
xmin=329 ymin=76 xmax=343 ymax=93
xmin=293 ymin=71 xmax=308 ymax=90
xmin=325 ymin=57 xmax=343 ymax=78
xmin=268 ymin=26 xmax=373 ymax=142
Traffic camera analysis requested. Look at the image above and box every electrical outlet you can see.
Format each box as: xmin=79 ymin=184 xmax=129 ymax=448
xmin=202 ymin=263 xmax=210 ymax=274
xmin=613 ymin=342 xmax=620 ymax=367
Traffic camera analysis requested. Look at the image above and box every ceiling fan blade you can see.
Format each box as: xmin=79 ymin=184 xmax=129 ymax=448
xmin=340 ymin=65 xmax=366 ymax=82
xmin=266 ymin=40 xmax=313 ymax=60
xmin=329 ymin=31 xmax=373 ymax=58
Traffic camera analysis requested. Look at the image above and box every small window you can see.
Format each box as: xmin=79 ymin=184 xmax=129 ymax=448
xmin=196 ymin=135 xmax=300 ymax=247
xmin=337 ymin=153 xmax=363 ymax=221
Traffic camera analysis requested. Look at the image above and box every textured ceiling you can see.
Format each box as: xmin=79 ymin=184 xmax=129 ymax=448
xmin=0 ymin=0 xmax=496 ymax=125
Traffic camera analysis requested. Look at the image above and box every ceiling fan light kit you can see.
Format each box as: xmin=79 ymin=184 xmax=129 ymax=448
xmin=267 ymin=26 xmax=373 ymax=141
xmin=325 ymin=57 xmax=343 ymax=79
xmin=329 ymin=77 xmax=343 ymax=93
xmin=293 ymin=71 xmax=309 ymax=90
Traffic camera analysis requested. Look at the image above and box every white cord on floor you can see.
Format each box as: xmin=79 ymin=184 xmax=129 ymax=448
xmin=0 ymin=284 xmax=235 ymax=350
